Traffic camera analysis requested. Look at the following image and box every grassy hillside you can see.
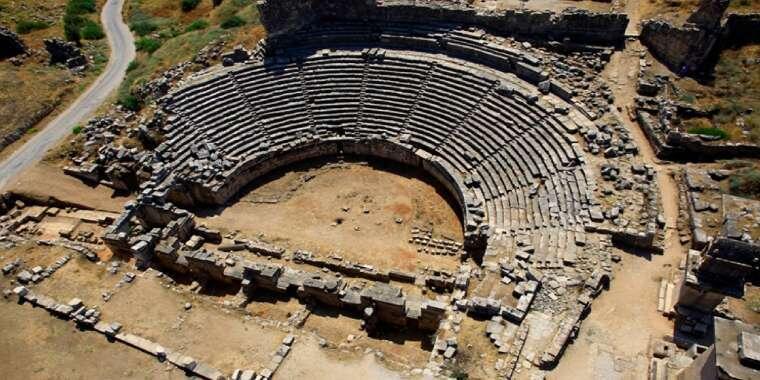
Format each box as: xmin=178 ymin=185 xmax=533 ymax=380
xmin=117 ymin=0 xmax=266 ymax=110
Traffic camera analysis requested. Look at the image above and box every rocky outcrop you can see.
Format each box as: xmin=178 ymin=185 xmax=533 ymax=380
xmin=257 ymin=0 xmax=629 ymax=46
xmin=0 ymin=26 xmax=27 ymax=59
xmin=44 ymin=38 xmax=87 ymax=69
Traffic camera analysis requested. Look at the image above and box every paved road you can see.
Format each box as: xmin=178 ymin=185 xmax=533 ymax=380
xmin=0 ymin=0 xmax=135 ymax=190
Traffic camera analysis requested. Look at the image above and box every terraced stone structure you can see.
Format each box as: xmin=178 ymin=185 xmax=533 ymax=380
xmin=95 ymin=0 xmax=648 ymax=375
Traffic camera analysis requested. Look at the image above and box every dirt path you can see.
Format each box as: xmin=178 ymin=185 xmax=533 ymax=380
xmin=0 ymin=0 xmax=135 ymax=191
xmin=605 ymin=40 xmax=682 ymax=249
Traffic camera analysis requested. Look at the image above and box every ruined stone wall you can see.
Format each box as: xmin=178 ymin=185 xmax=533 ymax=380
xmin=257 ymin=0 xmax=629 ymax=46
xmin=640 ymin=21 xmax=713 ymax=75
xmin=676 ymin=278 xmax=726 ymax=312
xmin=636 ymin=109 xmax=760 ymax=160
xmin=0 ymin=102 xmax=59 ymax=153
xmin=722 ymin=13 xmax=760 ymax=46
xmin=639 ymin=0 xmax=757 ymax=77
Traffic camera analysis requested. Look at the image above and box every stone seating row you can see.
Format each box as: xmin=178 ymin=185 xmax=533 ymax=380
xmin=157 ymin=49 xmax=591 ymax=234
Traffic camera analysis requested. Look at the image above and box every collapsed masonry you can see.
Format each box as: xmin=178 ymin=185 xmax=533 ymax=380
xmin=103 ymin=201 xmax=447 ymax=332
xmin=44 ymin=38 xmax=87 ymax=70
xmin=669 ymin=167 xmax=760 ymax=347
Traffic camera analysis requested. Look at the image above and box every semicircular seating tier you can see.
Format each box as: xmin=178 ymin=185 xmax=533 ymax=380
xmin=148 ymin=48 xmax=597 ymax=251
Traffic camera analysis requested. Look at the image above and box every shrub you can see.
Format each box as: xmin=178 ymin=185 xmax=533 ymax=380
xmin=181 ymin=0 xmax=202 ymax=12
xmin=135 ymin=37 xmax=162 ymax=53
xmin=159 ymin=28 xmax=181 ymax=39
xmin=730 ymin=168 xmax=760 ymax=199
xmin=130 ymin=20 xmax=158 ymax=36
xmin=16 ymin=20 xmax=50 ymax=34
xmin=118 ymin=94 xmax=141 ymax=111
xmin=64 ymin=0 xmax=99 ymax=42
xmin=687 ymin=126 xmax=729 ymax=140
xmin=92 ymin=51 xmax=108 ymax=66
xmin=66 ymin=0 xmax=96 ymax=15
xmin=72 ymin=125 xmax=83 ymax=135
xmin=127 ymin=60 xmax=140 ymax=72
xmin=63 ymin=13 xmax=84 ymax=42
xmin=185 ymin=19 xmax=209 ymax=32
xmin=81 ymin=20 xmax=105 ymax=40
xmin=220 ymin=15 xmax=245 ymax=29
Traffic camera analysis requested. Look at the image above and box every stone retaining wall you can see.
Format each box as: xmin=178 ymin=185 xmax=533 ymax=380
xmin=257 ymin=0 xmax=629 ymax=46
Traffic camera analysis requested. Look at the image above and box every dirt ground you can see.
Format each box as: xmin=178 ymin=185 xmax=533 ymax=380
xmin=35 ymin=255 xmax=123 ymax=307
xmin=3 ymin=162 xmax=132 ymax=212
xmin=0 ymin=298 xmax=185 ymax=379
xmin=303 ymin=304 xmax=432 ymax=368
xmin=199 ymin=159 xmax=463 ymax=273
xmin=98 ymin=271 xmax=286 ymax=374
xmin=277 ymin=334 xmax=405 ymax=380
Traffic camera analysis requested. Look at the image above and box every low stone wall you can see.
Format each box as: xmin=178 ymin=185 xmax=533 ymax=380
xmin=103 ymin=201 xmax=449 ymax=333
xmin=158 ymin=246 xmax=447 ymax=332
xmin=0 ymin=101 xmax=59 ymax=154
xmin=636 ymin=109 xmax=760 ymax=160
xmin=257 ymin=0 xmax=629 ymax=46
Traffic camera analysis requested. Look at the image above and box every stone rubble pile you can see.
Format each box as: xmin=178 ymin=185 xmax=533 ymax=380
xmin=44 ymin=38 xmax=87 ymax=70
xmin=409 ymin=227 xmax=464 ymax=257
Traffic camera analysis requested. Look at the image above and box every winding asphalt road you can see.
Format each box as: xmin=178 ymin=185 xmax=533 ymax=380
xmin=0 ymin=0 xmax=135 ymax=190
